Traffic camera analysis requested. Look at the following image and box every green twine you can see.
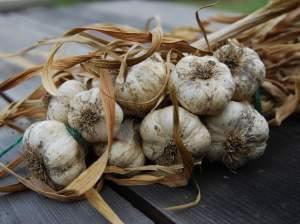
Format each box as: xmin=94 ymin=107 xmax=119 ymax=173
xmin=65 ymin=124 xmax=91 ymax=153
xmin=65 ymin=124 xmax=95 ymax=165
xmin=0 ymin=136 xmax=23 ymax=158
xmin=254 ymin=87 xmax=262 ymax=113
xmin=0 ymin=125 xmax=91 ymax=159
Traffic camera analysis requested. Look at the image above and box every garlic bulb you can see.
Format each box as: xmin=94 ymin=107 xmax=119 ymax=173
xmin=170 ymin=55 xmax=235 ymax=115
xmin=94 ymin=119 xmax=145 ymax=168
xmin=214 ymin=41 xmax=265 ymax=101
xmin=47 ymin=80 xmax=86 ymax=123
xmin=114 ymin=53 xmax=166 ymax=115
xmin=23 ymin=120 xmax=86 ymax=188
xmin=68 ymin=88 xmax=124 ymax=143
xmin=140 ymin=106 xmax=211 ymax=165
xmin=205 ymin=101 xmax=269 ymax=168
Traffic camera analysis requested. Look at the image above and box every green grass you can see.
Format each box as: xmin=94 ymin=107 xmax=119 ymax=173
xmin=175 ymin=0 xmax=269 ymax=13
xmin=54 ymin=0 xmax=268 ymax=13
xmin=53 ymin=0 xmax=84 ymax=6
xmin=216 ymin=0 xmax=269 ymax=13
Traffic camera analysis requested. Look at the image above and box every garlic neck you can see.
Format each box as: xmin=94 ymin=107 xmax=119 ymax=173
xmin=215 ymin=44 xmax=244 ymax=74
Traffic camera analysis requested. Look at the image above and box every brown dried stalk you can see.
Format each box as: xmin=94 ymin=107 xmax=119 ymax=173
xmin=192 ymin=0 xmax=300 ymax=49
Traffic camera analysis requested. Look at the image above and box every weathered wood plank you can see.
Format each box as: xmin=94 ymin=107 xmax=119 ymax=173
xmin=0 ymin=184 xmax=153 ymax=224
xmin=112 ymin=115 xmax=300 ymax=224
xmin=0 ymin=12 xmax=89 ymax=100
xmin=77 ymin=1 xmax=214 ymax=28
xmin=0 ymin=97 xmax=7 ymax=108
xmin=21 ymin=1 xmax=218 ymax=32
xmin=23 ymin=5 xmax=146 ymax=30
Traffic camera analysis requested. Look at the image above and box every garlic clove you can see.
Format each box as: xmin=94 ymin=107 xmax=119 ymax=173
xmin=140 ymin=106 xmax=211 ymax=165
xmin=205 ymin=101 xmax=269 ymax=168
xmin=47 ymin=80 xmax=86 ymax=123
xmin=214 ymin=41 xmax=266 ymax=101
xmin=94 ymin=119 xmax=145 ymax=168
xmin=170 ymin=55 xmax=235 ymax=115
xmin=114 ymin=53 xmax=167 ymax=116
xmin=68 ymin=88 xmax=124 ymax=143
xmin=23 ymin=120 xmax=86 ymax=188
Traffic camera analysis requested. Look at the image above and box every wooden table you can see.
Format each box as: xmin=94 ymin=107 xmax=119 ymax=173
xmin=0 ymin=1 xmax=299 ymax=223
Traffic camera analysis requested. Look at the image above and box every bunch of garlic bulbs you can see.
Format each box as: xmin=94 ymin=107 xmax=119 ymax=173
xmin=24 ymin=80 xmax=124 ymax=185
xmin=23 ymin=43 xmax=269 ymax=185
xmin=139 ymin=42 xmax=267 ymax=167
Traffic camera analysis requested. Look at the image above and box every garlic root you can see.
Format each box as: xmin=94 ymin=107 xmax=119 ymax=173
xmin=205 ymin=101 xmax=269 ymax=169
xmin=68 ymin=88 xmax=124 ymax=143
xmin=140 ymin=106 xmax=211 ymax=165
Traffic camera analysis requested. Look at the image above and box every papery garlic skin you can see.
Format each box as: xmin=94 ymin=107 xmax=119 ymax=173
xmin=170 ymin=55 xmax=235 ymax=115
xmin=23 ymin=120 xmax=86 ymax=187
xmin=114 ymin=53 xmax=166 ymax=115
xmin=205 ymin=101 xmax=269 ymax=168
xmin=68 ymin=88 xmax=124 ymax=143
xmin=94 ymin=120 xmax=145 ymax=168
xmin=140 ymin=106 xmax=211 ymax=164
xmin=47 ymin=80 xmax=86 ymax=123
xmin=214 ymin=42 xmax=265 ymax=101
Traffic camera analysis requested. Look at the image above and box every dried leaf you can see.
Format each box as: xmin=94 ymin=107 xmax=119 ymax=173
xmin=85 ymin=188 xmax=124 ymax=224
xmin=270 ymin=79 xmax=300 ymax=125
xmin=0 ymin=182 xmax=27 ymax=193
xmin=192 ymin=0 xmax=300 ymax=49
xmin=170 ymin=87 xmax=193 ymax=180
xmin=165 ymin=177 xmax=201 ymax=211
xmin=105 ymin=174 xmax=165 ymax=186
xmin=0 ymin=155 xmax=24 ymax=178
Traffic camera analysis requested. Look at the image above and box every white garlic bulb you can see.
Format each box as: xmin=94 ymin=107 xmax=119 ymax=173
xmin=23 ymin=120 xmax=86 ymax=188
xmin=205 ymin=101 xmax=269 ymax=168
xmin=214 ymin=41 xmax=266 ymax=101
xmin=170 ymin=55 xmax=235 ymax=115
xmin=114 ymin=53 xmax=167 ymax=115
xmin=68 ymin=88 xmax=124 ymax=143
xmin=47 ymin=80 xmax=86 ymax=123
xmin=140 ymin=106 xmax=211 ymax=165
xmin=94 ymin=119 xmax=145 ymax=168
